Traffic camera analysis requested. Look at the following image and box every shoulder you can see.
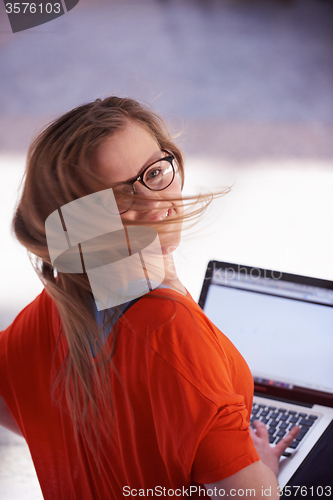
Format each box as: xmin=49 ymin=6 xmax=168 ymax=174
xmin=120 ymin=288 xmax=241 ymax=404
xmin=123 ymin=288 xmax=213 ymax=342
xmin=0 ymin=289 xmax=59 ymax=357
xmin=125 ymin=288 xmax=236 ymax=358
xmin=2 ymin=288 xmax=55 ymax=329
xmin=126 ymin=288 xmax=211 ymax=328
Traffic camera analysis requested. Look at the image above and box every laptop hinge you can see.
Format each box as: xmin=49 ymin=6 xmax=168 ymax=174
xmin=254 ymin=392 xmax=313 ymax=408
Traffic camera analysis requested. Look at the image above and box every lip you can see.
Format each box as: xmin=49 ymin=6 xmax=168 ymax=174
xmin=142 ymin=207 xmax=173 ymax=221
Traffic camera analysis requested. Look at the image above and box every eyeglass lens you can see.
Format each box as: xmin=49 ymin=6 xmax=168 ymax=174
xmin=113 ymin=158 xmax=175 ymax=214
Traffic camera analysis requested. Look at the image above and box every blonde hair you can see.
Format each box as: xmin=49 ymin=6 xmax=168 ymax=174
xmin=13 ymin=96 xmax=228 ymax=461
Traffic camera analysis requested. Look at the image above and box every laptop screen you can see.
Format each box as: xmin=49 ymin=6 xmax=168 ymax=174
xmin=199 ymin=261 xmax=333 ymax=407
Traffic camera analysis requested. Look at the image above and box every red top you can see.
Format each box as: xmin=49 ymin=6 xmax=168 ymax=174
xmin=0 ymin=288 xmax=259 ymax=499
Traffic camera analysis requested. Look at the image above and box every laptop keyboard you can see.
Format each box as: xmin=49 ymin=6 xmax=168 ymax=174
xmin=250 ymin=402 xmax=318 ymax=457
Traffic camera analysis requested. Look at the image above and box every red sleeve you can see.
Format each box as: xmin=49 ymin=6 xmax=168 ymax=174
xmin=191 ymin=407 xmax=260 ymax=484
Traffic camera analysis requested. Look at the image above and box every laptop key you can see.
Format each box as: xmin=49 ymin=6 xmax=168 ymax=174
xmin=299 ymin=418 xmax=314 ymax=427
xmin=251 ymin=403 xmax=319 ymax=451
xmin=296 ymin=430 xmax=309 ymax=441
xmin=277 ymin=430 xmax=286 ymax=437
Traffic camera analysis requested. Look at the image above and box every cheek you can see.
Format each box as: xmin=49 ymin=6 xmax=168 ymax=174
xmin=120 ymin=213 xmax=137 ymax=224
xmin=165 ymin=177 xmax=183 ymax=207
xmin=172 ymin=175 xmax=183 ymax=195
xmin=158 ymin=215 xmax=183 ymax=255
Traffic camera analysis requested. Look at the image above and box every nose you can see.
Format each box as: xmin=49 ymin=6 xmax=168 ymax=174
xmin=132 ymin=182 xmax=162 ymax=212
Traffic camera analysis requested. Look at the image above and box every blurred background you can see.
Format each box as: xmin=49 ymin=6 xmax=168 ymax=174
xmin=0 ymin=0 xmax=333 ymax=497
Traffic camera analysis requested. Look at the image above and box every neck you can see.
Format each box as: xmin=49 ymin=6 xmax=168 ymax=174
xmin=162 ymin=253 xmax=187 ymax=295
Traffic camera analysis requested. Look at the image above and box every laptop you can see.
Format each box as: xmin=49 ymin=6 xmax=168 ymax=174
xmin=198 ymin=261 xmax=333 ymax=487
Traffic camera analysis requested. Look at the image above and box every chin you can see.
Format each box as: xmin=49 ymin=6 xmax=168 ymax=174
xmin=159 ymin=230 xmax=181 ymax=256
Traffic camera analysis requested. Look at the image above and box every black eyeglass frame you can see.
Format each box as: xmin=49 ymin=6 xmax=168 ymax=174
xmin=114 ymin=150 xmax=176 ymax=214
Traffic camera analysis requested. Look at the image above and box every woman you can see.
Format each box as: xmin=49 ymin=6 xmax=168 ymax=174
xmin=0 ymin=97 xmax=298 ymax=499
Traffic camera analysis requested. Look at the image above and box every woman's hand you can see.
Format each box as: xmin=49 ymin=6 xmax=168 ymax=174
xmin=250 ymin=420 xmax=300 ymax=477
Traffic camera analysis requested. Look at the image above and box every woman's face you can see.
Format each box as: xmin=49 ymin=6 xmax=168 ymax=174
xmin=93 ymin=121 xmax=183 ymax=255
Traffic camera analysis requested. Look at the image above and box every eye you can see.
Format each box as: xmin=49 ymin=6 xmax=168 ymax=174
xmin=112 ymin=184 xmax=135 ymax=214
xmin=146 ymin=166 xmax=163 ymax=181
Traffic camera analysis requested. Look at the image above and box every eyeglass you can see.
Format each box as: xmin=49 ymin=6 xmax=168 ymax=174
xmin=112 ymin=151 xmax=176 ymax=214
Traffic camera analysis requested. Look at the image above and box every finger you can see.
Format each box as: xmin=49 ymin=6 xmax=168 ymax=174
xmin=249 ymin=425 xmax=257 ymax=440
xmin=274 ymin=425 xmax=300 ymax=455
xmin=252 ymin=420 xmax=269 ymax=439
xmin=249 ymin=422 xmax=261 ymax=444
